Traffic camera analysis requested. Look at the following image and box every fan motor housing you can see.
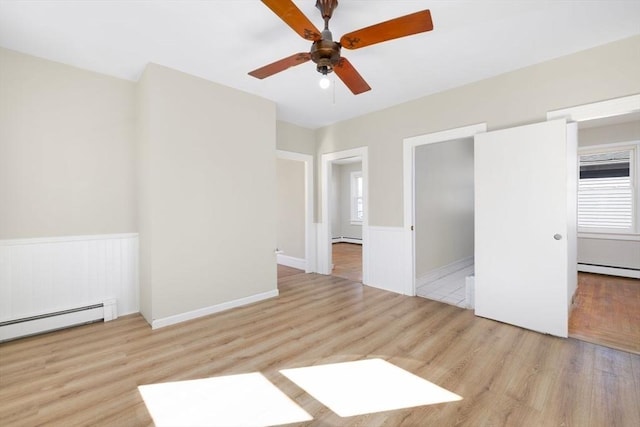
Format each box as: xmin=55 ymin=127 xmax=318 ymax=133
xmin=310 ymin=39 xmax=341 ymax=74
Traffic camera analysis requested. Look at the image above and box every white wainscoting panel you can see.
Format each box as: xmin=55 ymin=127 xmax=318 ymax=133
xmin=0 ymin=234 xmax=139 ymax=322
xmin=366 ymin=226 xmax=412 ymax=295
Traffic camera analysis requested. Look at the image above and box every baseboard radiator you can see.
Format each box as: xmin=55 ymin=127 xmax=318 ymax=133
xmin=332 ymin=237 xmax=363 ymax=244
xmin=577 ymin=263 xmax=640 ymax=279
xmin=0 ymin=299 xmax=117 ymax=342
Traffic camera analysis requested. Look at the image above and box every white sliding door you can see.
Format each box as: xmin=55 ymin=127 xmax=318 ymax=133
xmin=474 ymin=119 xmax=577 ymax=337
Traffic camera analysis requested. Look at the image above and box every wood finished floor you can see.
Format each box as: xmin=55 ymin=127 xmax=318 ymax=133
xmin=331 ymin=242 xmax=362 ymax=282
xmin=2 ymin=267 xmax=639 ymax=426
xmin=330 ymin=242 xmax=638 ymax=355
xmin=569 ymin=273 xmax=640 ymax=355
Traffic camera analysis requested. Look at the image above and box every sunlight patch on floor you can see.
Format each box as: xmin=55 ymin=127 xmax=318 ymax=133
xmin=138 ymin=372 xmax=312 ymax=427
xmin=280 ymin=358 xmax=462 ymax=417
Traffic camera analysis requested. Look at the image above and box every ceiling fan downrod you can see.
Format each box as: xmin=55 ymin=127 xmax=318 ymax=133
xmin=312 ymin=0 xmax=340 ymax=75
xmin=315 ymin=0 xmax=338 ymax=21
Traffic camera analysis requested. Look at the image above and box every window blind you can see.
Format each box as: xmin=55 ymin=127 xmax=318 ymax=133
xmin=578 ymin=176 xmax=632 ymax=229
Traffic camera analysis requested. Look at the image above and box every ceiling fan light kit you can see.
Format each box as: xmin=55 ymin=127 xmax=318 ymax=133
xmin=249 ymin=0 xmax=434 ymax=95
xmin=319 ymin=75 xmax=331 ymax=89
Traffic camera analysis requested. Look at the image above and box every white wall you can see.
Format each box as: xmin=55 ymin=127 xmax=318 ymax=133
xmin=277 ymin=158 xmax=305 ymax=259
xmin=577 ymin=119 xmax=640 ymax=270
xmin=330 ymin=164 xmax=341 ymax=238
xmin=136 ymin=63 xmax=277 ymax=325
xmin=330 ymin=162 xmax=362 ymax=240
xmin=0 ymin=234 xmax=139 ymax=322
xmin=0 ymin=48 xmax=136 ymax=239
xmin=414 ymin=138 xmax=474 ymax=278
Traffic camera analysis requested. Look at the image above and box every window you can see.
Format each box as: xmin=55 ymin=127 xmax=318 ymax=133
xmin=578 ymin=143 xmax=638 ymax=233
xmin=350 ymin=171 xmax=363 ymax=224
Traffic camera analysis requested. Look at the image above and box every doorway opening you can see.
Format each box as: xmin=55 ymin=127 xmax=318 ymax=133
xmin=330 ymin=157 xmax=363 ymax=282
xmin=413 ymin=137 xmax=475 ymax=308
xmin=403 ymin=123 xmax=487 ymax=303
xmin=276 ymin=150 xmax=315 ymax=279
xmin=569 ymin=111 xmax=640 ymax=353
xmin=547 ymin=94 xmax=640 ymax=353
xmin=320 ymin=147 xmax=368 ymax=283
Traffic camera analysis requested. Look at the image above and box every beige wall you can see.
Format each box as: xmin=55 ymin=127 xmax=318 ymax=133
xmin=415 ymin=138 xmax=474 ymax=277
xmin=315 ymin=35 xmax=640 ymax=227
xmin=579 ymin=119 xmax=640 ymax=147
xmin=276 ymin=158 xmax=305 ymax=259
xmin=137 ymin=63 xmax=277 ymax=322
xmin=0 ymin=48 xmax=136 ymax=239
xmin=276 ymin=121 xmax=315 ymax=155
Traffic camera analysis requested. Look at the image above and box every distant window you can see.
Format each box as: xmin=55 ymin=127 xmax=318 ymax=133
xmin=350 ymin=171 xmax=363 ymax=224
xmin=578 ymin=144 xmax=637 ymax=233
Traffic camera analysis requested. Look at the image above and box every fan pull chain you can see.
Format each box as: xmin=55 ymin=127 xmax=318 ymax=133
xmin=332 ymin=73 xmax=336 ymax=104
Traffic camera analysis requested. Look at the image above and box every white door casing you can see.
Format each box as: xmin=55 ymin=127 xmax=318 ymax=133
xmin=276 ymin=150 xmax=316 ymax=273
xmin=403 ymin=123 xmax=488 ymax=296
xmin=319 ymin=147 xmax=368 ymax=283
xmin=474 ymin=118 xmax=577 ymax=337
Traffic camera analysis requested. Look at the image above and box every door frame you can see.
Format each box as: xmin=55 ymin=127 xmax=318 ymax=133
xmin=548 ymin=94 xmax=640 ymax=279
xmin=276 ymin=150 xmax=316 ymax=273
xmin=547 ymin=94 xmax=640 ymax=123
xmin=402 ymin=123 xmax=487 ymax=295
xmin=319 ymin=147 xmax=369 ymax=282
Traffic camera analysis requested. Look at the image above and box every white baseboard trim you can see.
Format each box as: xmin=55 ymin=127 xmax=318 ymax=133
xmin=277 ymin=254 xmax=306 ymax=270
xmin=578 ymin=264 xmax=640 ymax=279
xmin=151 ymin=289 xmax=279 ymax=329
xmin=416 ymin=256 xmax=475 ymax=288
xmin=332 ymin=237 xmax=363 ymax=245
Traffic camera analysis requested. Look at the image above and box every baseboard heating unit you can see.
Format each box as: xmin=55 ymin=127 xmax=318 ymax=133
xmin=577 ymin=263 xmax=640 ymax=279
xmin=0 ymin=299 xmax=117 ymax=342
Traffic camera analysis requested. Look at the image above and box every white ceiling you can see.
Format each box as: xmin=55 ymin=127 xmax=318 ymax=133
xmin=1 ymin=0 xmax=639 ymax=129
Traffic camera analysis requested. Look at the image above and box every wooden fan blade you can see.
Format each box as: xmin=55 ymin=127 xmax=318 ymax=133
xmin=333 ymin=57 xmax=371 ymax=95
xmin=249 ymin=53 xmax=311 ymax=79
xmin=262 ymin=0 xmax=321 ymax=41
xmin=340 ymin=10 xmax=433 ymax=50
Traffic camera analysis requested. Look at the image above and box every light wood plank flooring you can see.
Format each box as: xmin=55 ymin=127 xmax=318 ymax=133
xmin=1 ymin=268 xmax=639 ymax=426
xmin=570 ymin=273 xmax=640 ymax=355
xmin=329 ymin=242 xmax=639 ymax=355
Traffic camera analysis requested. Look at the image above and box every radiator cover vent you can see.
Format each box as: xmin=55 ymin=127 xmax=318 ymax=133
xmin=0 ymin=299 xmax=117 ymax=342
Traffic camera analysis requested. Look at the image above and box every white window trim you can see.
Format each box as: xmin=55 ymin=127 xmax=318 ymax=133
xmin=350 ymin=171 xmax=363 ymax=225
xmin=577 ymin=140 xmax=640 ymax=238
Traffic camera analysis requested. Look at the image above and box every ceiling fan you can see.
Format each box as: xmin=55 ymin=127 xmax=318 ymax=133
xmin=249 ymin=0 xmax=434 ymax=94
